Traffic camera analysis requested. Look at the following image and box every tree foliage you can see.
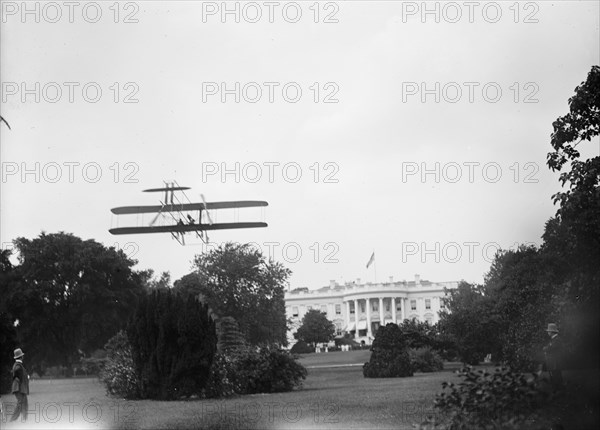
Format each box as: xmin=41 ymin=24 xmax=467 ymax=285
xmin=127 ymin=289 xmax=217 ymax=400
xmin=439 ymin=67 xmax=600 ymax=370
xmin=2 ymin=232 xmax=146 ymax=374
xmin=438 ymin=281 xmax=499 ymax=365
xmin=174 ymin=242 xmax=291 ymax=346
xmin=294 ymin=309 xmax=335 ymax=346
xmin=545 ymin=65 xmax=600 ymax=368
xmin=0 ymin=311 xmax=18 ymax=394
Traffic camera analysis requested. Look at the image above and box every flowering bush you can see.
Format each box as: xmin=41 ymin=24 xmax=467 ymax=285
xmin=100 ymin=331 xmax=139 ymax=399
xmin=202 ymin=352 xmax=240 ymax=398
xmin=202 ymin=346 xmax=307 ymax=398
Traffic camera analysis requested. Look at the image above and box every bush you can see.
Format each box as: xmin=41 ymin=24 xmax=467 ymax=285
xmin=203 ymin=346 xmax=307 ymax=397
xmin=202 ymin=352 xmax=240 ymax=398
xmin=290 ymin=341 xmax=314 ymax=354
xmin=235 ymin=346 xmax=307 ymax=394
xmin=433 ymin=366 xmax=548 ymax=429
xmin=410 ymin=347 xmax=444 ymax=373
xmin=363 ymin=324 xmax=413 ymax=378
xmin=100 ymin=331 xmax=139 ymax=399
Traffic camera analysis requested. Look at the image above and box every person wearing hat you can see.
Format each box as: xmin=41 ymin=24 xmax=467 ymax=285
xmin=10 ymin=348 xmax=29 ymax=422
xmin=543 ymin=323 xmax=564 ymax=391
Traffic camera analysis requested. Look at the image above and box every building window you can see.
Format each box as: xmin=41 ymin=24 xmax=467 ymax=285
xmin=386 ymin=300 xmax=390 ymax=312
xmin=307 ymin=305 xmax=312 ymax=311
xmin=350 ymin=302 xmax=355 ymax=314
xmin=335 ymin=304 xmax=341 ymax=315
xmin=372 ymin=300 xmax=378 ymax=312
xmin=396 ymin=300 xmax=402 ymax=312
xmin=321 ymin=305 xmax=327 ymax=313
xmin=292 ymin=306 xmax=298 ymax=317
xmin=410 ymin=300 xmax=417 ymax=311
xmin=425 ymin=314 xmax=433 ymax=324
xmin=425 ymin=299 xmax=431 ymax=310
xmin=360 ymin=301 xmax=365 ymax=313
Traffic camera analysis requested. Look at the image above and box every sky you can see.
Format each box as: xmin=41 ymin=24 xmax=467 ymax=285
xmin=1 ymin=1 xmax=599 ymax=290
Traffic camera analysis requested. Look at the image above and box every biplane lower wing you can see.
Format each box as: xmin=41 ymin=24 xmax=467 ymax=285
xmin=109 ymin=222 xmax=268 ymax=235
xmin=111 ymin=201 xmax=268 ymax=215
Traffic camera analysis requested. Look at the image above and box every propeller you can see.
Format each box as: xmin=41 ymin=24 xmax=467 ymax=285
xmin=200 ymin=194 xmax=214 ymax=225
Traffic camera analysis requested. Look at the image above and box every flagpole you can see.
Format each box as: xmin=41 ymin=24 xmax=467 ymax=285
xmin=373 ymin=252 xmax=377 ymax=283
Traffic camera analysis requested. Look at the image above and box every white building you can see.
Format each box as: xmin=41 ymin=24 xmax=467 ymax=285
xmin=285 ymin=275 xmax=459 ymax=346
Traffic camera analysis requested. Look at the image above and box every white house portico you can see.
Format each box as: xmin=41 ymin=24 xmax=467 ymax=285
xmin=285 ymin=275 xmax=458 ymax=346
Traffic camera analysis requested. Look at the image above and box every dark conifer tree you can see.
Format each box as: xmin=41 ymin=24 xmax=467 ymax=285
xmin=128 ymin=290 xmax=217 ymax=399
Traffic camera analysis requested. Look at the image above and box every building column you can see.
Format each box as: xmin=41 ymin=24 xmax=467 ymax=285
xmin=392 ymin=297 xmax=397 ymax=323
xmin=345 ymin=301 xmax=350 ymax=331
xmin=379 ymin=297 xmax=384 ymax=325
xmin=353 ymin=299 xmax=359 ymax=339
xmin=400 ymin=298 xmax=405 ymax=321
xmin=366 ymin=298 xmax=372 ymax=337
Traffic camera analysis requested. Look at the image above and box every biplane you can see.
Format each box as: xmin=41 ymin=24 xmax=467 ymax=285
xmin=109 ymin=182 xmax=268 ymax=245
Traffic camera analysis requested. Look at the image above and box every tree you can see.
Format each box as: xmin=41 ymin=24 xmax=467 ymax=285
xmin=483 ymin=246 xmax=560 ymax=370
xmin=127 ymin=290 xmax=217 ymax=400
xmin=138 ymin=269 xmax=172 ymax=291
xmin=0 ymin=311 xmax=17 ymax=394
xmin=396 ymin=319 xmax=438 ymax=349
xmin=294 ymin=309 xmax=335 ymax=347
xmin=438 ymin=281 xmax=499 ymax=365
xmin=4 ymin=232 xmax=146 ymax=374
xmin=174 ymin=243 xmax=291 ymax=346
xmin=544 ymin=66 xmax=600 ymax=368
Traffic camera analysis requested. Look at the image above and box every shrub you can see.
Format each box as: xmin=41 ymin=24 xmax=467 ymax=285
xmin=235 ymin=346 xmax=307 ymax=394
xmin=410 ymin=347 xmax=444 ymax=373
xmin=363 ymin=324 xmax=413 ymax=378
xmin=100 ymin=331 xmax=139 ymax=399
xmin=433 ymin=366 xmax=548 ymax=429
xmin=203 ymin=346 xmax=307 ymax=397
xmin=290 ymin=341 xmax=314 ymax=354
xmin=202 ymin=352 xmax=240 ymax=398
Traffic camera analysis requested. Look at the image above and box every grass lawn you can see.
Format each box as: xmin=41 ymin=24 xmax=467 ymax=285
xmin=2 ymin=353 xmax=596 ymax=429
xmin=0 ymin=351 xmax=460 ymax=430
xmin=296 ymin=349 xmax=372 ymax=368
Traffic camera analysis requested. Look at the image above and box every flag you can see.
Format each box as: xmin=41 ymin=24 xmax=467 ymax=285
xmin=366 ymin=252 xmax=375 ymax=269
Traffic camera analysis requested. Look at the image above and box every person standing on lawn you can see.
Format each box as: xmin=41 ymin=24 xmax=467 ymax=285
xmin=543 ymin=323 xmax=564 ymax=391
xmin=10 ymin=348 xmax=29 ymax=422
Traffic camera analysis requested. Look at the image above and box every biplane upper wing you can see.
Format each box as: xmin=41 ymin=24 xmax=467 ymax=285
xmin=111 ymin=201 xmax=268 ymax=215
xmin=143 ymin=186 xmax=190 ymax=192
xmin=109 ymin=222 xmax=268 ymax=235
